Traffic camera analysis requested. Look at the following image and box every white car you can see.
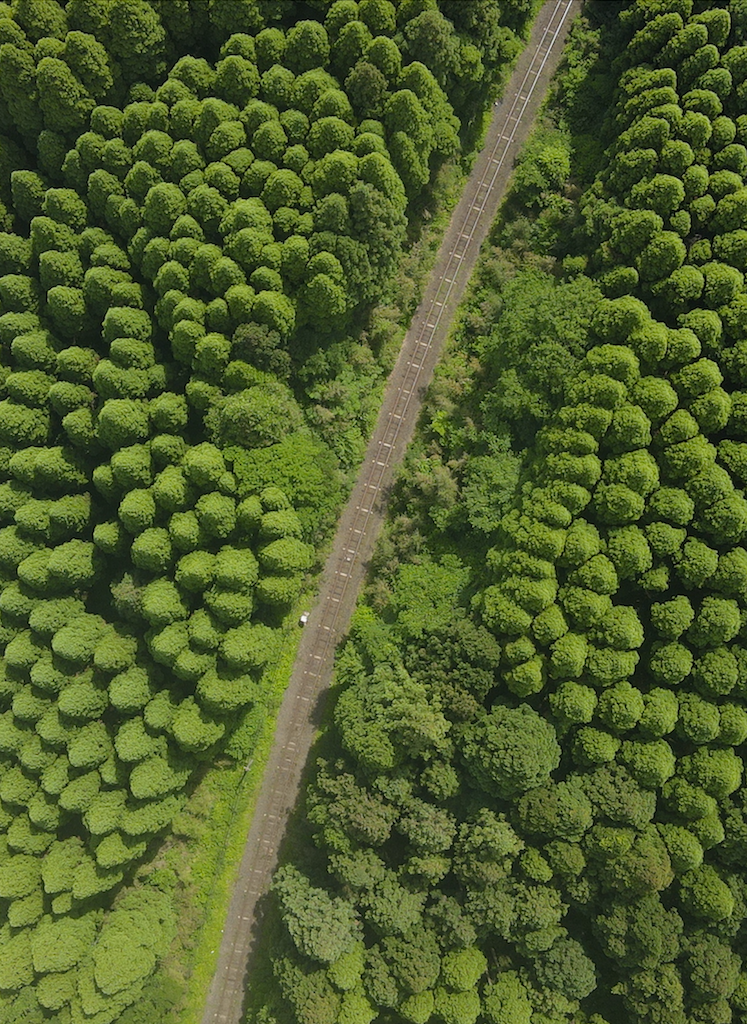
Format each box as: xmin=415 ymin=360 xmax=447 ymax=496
xmin=299 ymin=611 xmax=310 ymax=626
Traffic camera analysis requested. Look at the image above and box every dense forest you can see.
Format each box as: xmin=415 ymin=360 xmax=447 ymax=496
xmin=248 ymin=2 xmax=747 ymax=1024
xmin=0 ymin=1 xmax=537 ymax=1022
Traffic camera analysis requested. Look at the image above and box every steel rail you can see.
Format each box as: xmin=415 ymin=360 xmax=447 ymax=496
xmin=200 ymin=3 xmax=580 ymax=1021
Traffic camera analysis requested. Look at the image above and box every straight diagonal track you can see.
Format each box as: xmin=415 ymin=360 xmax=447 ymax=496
xmin=200 ymin=2 xmax=580 ymax=1020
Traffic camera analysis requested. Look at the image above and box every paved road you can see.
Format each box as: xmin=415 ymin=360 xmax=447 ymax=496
xmin=200 ymin=2 xmax=581 ymax=1021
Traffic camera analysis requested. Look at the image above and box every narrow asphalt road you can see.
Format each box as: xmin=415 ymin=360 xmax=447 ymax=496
xmin=200 ymin=2 xmax=581 ymax=1021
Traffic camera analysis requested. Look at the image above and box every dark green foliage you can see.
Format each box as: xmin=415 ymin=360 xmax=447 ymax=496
xmin=273 ymin=865 xmax=360 ymax=964
xmin=460 ymin=704 xmax=560 ymax=799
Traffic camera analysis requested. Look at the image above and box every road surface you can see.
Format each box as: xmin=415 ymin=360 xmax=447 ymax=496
xmin=200 ymin=2 xmax=581 ymax=1020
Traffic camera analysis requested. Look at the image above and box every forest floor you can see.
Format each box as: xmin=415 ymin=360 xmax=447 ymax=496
xmin=200 ymin=2 xmax=581 ymax=1022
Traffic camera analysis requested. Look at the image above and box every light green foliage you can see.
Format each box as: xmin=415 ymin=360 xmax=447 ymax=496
xmin=92 ymin=888 xmax=175 ymax=996
xmin=692 ymin=646 xmax=739 ymax=698
xmin=0 ymin=925 xmax=34 ymax=990
xmin=31 ymin=912 xmax=98 ymax=974
xmin=573 ymin=727 xmax=621 ymax=767
xmin=182 ymin=441 xmax=225 ymax=490
xmin=482 ymin=971 xmax=532 ymax=1024
xmin=118 ymin=488 xmax=157 ymax=535
xmin=148 ymin=621 xmax=189 ymax=668
xmin=335 ymin=662 xmax=450 ymax=774
xmin=549 ymin=680 xmax=596 ymax=725
xmin=638 ymin=688 xmax=678 ymax=738
xmin=111 ymin=445 xmax=153 ymax=491
xmin=648 ymin=641 xmax=693 ymax=687
xmin=675 ymin=537 xmax=719 ymax=589
xmin=658 ymin=824 xmax=703 ymax=874
xmin=439 ymin=947 xmax=487 ymax=993
xmin=680 ymin=747 xmax=743 ymax=799
xmin=141 ymin=578 xmax=190 ymax=627
xmin=258 ymin=535 xmax=313 ymax=574
xmin=597 ymin=681 xmax=645 ymax=733
xmin=220 ymin=622 xmax=275 ymax=673
xmin=129 ymin=754 xmax=189 ymax=800
xmin=169 ymin=511 xmax=200 ymax=554
xmin=326 ymin=940 xmax=365 ymax=993
xmin=170 ymin=697 xmax=224 ymax=753
xmin=68 ymin=720 xmax=113 ymax=769
xmin=131 ymin=526 xmax=173 ymax=573
xmin=153 ymin=466 xmax=193 ymax=513
xmin=676 ymin=693 xmax=720 ymax=747
xmin=549 ymin=632 xmax=587 ymax=680
xmin=196 ymin=664 xmax=258 ymax=711
xmin=175 ymin=550 xmax=215 ymax=592
xmin=115 ymin=716 xmax=160 ymax=765
xmin=719 ymin=702 xmax=747 ymax=745
xmin=620 ymin=739 xmax=676 ymax=789
xmin=58 ymin=767 xmax=101 ymax=814
xmin=195 ymin=491 xmax=236 ymax=538
xmin=687 ymin=596 xmax=741 ymax=648
xmin=649 ymin=595 xmax=694 ymax=639
xmin=97 ymin=398 xmax=150 ymax=450
xmin=108 ymin=665 xmax=153 ymax=713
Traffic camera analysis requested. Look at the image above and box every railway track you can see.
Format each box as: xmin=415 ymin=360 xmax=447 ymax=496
xmin=200 ymin=2 xmax=580 ymax=1020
